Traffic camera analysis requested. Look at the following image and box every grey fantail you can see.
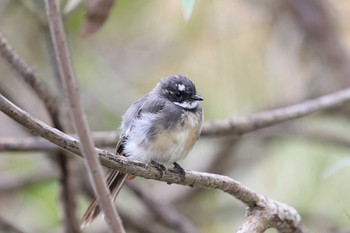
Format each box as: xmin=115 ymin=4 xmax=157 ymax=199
xmin=80 ymin=74 xmax=203 ymax=227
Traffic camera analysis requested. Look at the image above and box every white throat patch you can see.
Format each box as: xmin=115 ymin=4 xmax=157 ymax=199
xmin=174 ymin=101 xmax=198 ymax=110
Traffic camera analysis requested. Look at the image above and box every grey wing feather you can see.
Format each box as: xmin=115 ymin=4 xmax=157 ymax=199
xmin=120 ymin=97 xmax=146 ymax=132
xmin=121 ymin=94 xmax=166 ymax=132
xmin=139 ymin=97 xmax=166 ymax=115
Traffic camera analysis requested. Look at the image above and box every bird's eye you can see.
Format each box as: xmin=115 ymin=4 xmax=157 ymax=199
xmin=175 ymin=91 xmax=182 ymax=97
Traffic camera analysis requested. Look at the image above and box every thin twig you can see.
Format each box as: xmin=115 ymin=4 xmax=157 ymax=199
xmin=256 ymin=122 xmax=350 ymax=148
xmin=44 ymin=1 xmax=125 ymax=232
xmin=55 ymin=151 xmax=81 ymax=233
xmin=0 ymin=32 xmax=59 ymax=120
xmin=42 ymin=20 xmax=82 ymax=233
xmin=0 ymin=132 xmax=118 ymax=151
xmin=0 ymin=94 xmax=303 ymax=233
xmin=201 ymin=87 xmax=350 ymax=136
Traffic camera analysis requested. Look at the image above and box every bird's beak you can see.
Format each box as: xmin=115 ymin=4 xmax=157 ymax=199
xmin=191 ymin=94 xmax=203 ymax=101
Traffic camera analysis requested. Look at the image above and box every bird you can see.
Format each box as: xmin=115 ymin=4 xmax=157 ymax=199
xmin=80 ymin=74 xmax=203 ymax=227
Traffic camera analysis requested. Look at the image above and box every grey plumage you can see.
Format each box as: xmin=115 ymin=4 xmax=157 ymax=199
xmin=80 ymin=75 xmax=203 ymax=227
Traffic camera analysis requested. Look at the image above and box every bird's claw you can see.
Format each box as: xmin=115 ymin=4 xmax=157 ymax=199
xmin=170 ymin=162 xmax=186 ymax=180
xmin=151 ymin=160 xmax=166 ymax=178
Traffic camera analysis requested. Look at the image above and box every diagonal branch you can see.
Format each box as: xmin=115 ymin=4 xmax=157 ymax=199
xmin=201 ymin=87 xmax=350 ymax=136
xmin=0 ymin=93 xmax=303 ymax=233
xmin=0 ymin=32 xmax=59 ymax=119
xmin=44 ymin=1 xmax=124 ymax=232
xmin=0 ymin=132 xmax=118 ymax=151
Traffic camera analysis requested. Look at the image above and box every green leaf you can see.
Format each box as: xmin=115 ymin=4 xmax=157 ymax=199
xmin=180 ymin=0 xmax=196 ymax=22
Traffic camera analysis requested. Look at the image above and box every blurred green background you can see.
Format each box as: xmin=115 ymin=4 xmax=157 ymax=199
xmin=1 ymin=0 xmax=350 ymax=232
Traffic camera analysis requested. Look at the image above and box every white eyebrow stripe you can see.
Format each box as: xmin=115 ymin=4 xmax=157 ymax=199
xmin=177 ymin=84 xmax=186 ymax=91
xmin=174 ymin=101 xmax=198 ymax=109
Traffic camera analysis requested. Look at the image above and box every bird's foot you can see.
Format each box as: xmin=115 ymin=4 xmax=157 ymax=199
xmin=170 ymin=162 xmax=186 ymax=180
xmin=151 ymin=160 xmax=166 ymax=178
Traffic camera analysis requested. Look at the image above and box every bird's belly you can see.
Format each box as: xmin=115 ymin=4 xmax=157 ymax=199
xmin=124 ymin=111 xmax=202 ymax=165
xmin=148 ymin=126 xmax=199 ymax=164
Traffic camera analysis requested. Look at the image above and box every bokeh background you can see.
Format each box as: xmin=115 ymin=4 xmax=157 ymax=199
xmin=1 ymin=0 xmax=350 ymax=232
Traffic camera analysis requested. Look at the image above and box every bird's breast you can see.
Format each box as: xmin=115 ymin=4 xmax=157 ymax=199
xmin=124 ymin=109 xmax=203 ymax=164
xmin=147 ymin=110 xmax=202 ymax=163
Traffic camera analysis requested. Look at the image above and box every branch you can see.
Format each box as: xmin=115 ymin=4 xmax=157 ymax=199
xmin=44 ymin=1 xmax=124 ymax=232
xmin=0 ymin=32 xmax=59 ymax=120
xmin=238 ymin=199 xmax=303 ymax=233
xmin=256 ymin=122 xmax=350 ymax=149
xmin=237 ymin=212 xmax=269 ymax=233
xmin=201 ymin=88 xmax=350 ymax=136
xmin=0 ymin=94 xmax=303 ymax=232
xmin=42 ymin=19 xmax=84 ymax=233
xmin=0 ymin=132 xmax=118 ymax=151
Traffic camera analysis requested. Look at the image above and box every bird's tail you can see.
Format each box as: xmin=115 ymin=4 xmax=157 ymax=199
xmin=80 ymin=169 xmax=128 ymax=228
